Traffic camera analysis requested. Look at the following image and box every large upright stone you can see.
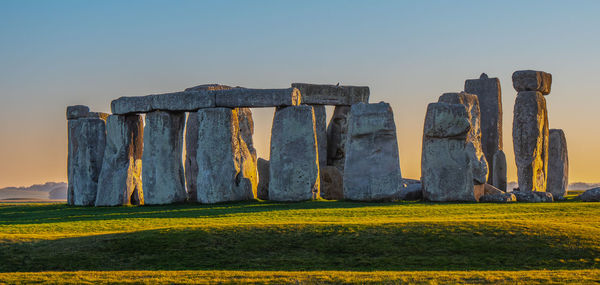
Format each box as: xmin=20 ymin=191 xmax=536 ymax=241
xmin=190 ymin=108 xmax=257 ymax=203
xmin=421 ymin=99 xmax=487 ymax=202
xmin=492 ymin=150 xmax=507 ymax=191
xmin=326 ymin=106 xmax=351 ymax=171
xmin=312 ymin=105 xmax=327 ymax=167
xmin=257 ymin=158 xmax=270 ymax=200
xmin=343 ymin=102 xmax=402 ymax=201
xmin=95 ymin=115 xmax=144 ymax=206
xmin=142 ymin=111 xmax=187 ymax=205
xmin=291 ymin=83 xmax=369 ymax=105
xmin=547 ymin=129 xmax=569 ymax=199
xmin=269 ymin=106 xmax=320 ymax=201
xmin=464 ymin=73 xmax=505 ymax=188
xmin=67 ymin=107 xmax=108 ymax=206
xmin=215 ymin=88 xmax=301 ymax=107
xmin=512 ymin=70 xmax=552 ymax=95
xmin=513 ymin=91 xmax=549 ymax=192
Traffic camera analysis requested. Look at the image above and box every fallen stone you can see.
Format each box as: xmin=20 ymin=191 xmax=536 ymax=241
xmin=291 ymin=83 xmax=369 ymax=105
xmin=215 ymin=87 xmax=301 ymax=108
xmin=111 ymin=91 xmax=216 ymax=115
xmin=312 ymin=105 xmax=327 ymax=167
xmin=512 ymin=70 xmax=552 ymax=95
xmin=343 ymin=102 xmax=402 ymax=201
xmin=326 ymin=106 xmax=351 ymax=171
xmin=142 ymin=111 xmax=187 ymax=205
xmin=464 ymin=73 xmax=504 ymax=186
xmin=512 ymin=91 xmax=549 ymax=192
xmin=95 ymin=115 xmax=144 ymax=206
xmin=547 ymin=129 xmax=569 ymax=200
xmin=480 ymin=193 xmax=517 ymax=203
xmin=67 ymin=115 xmax=108 ymax=206
xmin=190 ymin=108 xmax=257 ymax=203
xmin=269 ymin=105 xmax=320 ymax=201
xmin=579 ymin=188 xmax=600 ymax=202
xmin=484 ymin=183 xmax=504 ymax=195
xmin=492 ymin=150 xmax=508 ymax=191
xmin=257 ymin=158 xmax=270 ymax=200
xmin=512 ymin=191 xmax=553 ymax=202
xmin=320 ymin=165 xmax=343 ymax=200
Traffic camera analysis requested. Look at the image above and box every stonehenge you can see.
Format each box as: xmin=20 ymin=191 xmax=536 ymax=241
xmin=547 ymin=129 xmax=569 ymax=199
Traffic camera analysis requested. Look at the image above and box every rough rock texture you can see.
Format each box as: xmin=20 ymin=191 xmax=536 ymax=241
xmin=311 ymin=105 xmax=327 ymax=167
xmin=67 ymin=115 xmax=107 ymax=206
xmin=269 ymin=106 xmax=320 ymax=201
xmin=484 ymin=184 xmax=504 ymax=195
xmin=513 ymin=91 xmax=549 ymax=192
xmin=343 ymin=102 xmax=402 ymax=201
xmin=95 ymin=115 xmax=144 ymax=206
xmin=399 ymin=180 xmax=423 ymax=201
xmin=215 ymin=88 xmax=301 ymax=107
xmin=421 ymin=99 xmax=488 ymax=202
xmin=512 ymin=191 xmax=553 ymax=202
xmin=190 ymin=108 xmax=257 ymax=203
xmin=464 ymin=73 xmax=504 ymax=187
xmin=579 ymin=188 xmax=600 ymax=202
xmin=257 ymin=158 xmax=270 ymax=200
xmin=184 ymin=84 xmax=232 ymax=91
xmin=142 ymin=111 xmax=187 ymax=205
xmin=237 ymin=108 xmax=257 ymax=161
xmin=111 ymin=91 xmax=216 ymax=115
xmin=326 ymin=106 xmax=351 ymax=171
xmin=512 ymin=70 xmax=552 ymax=95
xmin=320 ymin=166 xmax=343 ymax=200
xmin=184 ymin=112 xmax=200 ymax=201
xmin=547 ymin=129 xmax=569 ymax=200
xmin=492 ymin=150 xmax=508 ymax=191
xmin=291 ymin=83 xmax=370 ymax=105
xmin=67 ymin=105 xmax=109 ymax=121
xmin=480 ymin=193 xmax=517 ymax=203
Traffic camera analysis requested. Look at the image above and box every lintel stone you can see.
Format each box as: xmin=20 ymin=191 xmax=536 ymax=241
xmin=291 ymin=83 xmax=369 ymax=105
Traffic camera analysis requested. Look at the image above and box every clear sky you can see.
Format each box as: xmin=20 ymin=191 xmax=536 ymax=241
xmin=1 ymin=0 xmax=599 ymax=188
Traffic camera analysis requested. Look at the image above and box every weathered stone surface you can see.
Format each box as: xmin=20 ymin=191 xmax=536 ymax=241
xmin=512 ymin=191 xmax=553 ymax=202
xmin=111 ymin=91 xmax=216 ymax=115
xmin=95 ymin=115 xmax=143 ymax=206
xmin=320 ymin=166 xmax=343 ymax=200
xmin=67 ymin=105 xmax=109 ymax=120
xmin=184 ymin=84 xmax=232 ymax=91
xmin=513 ymin=91 xmax=549 ymax=192
xmin=312 ymin=105 xmax=327 ymax=167
xmin=547 ymin=129 xmax=569 ymax=199
xmin=184 ymin=112 xmax=200 ymax=201
xmin=257 ymin=158 xmax=270 ymax=200
xmin=269 ymin=106 xmax=320 ymax=201
xmin=343 ymin=102 xmax=402 ymax=201
xmin=291 ymin=83 xmax=369 ymax=105
xmin=464 ymin=73 xmax=503 ymax=186
xmin=484 ymin=183 xmax=504 ymax=195
xmin=421 ymin=99 xmax=488 ymax=202
xmin=215 ymin=88 xmax=301 ymax=108
xmin=237 ymin=108 xmax=257 ymax=161
xmin=326 ymin=106 xmax=351 ymax=171
xmin=579 ymin=187 xmax=600 ymax=202
xmin=190 ymin=108 xmax=257 ymax=203
xmin=480 ymin=193 xmax=516 ymax=203
xmin=492 ymin=150 xmax=507 ymax=191
xmin=512 ymin=70 xmax=552 ymax=95
xmin=67 ymin=116 xmax=107 ymax=206
xmin=142 ymin=111 xmax=187 ymax=205
xmin=399 ymin=181 xmax=423 ymax=201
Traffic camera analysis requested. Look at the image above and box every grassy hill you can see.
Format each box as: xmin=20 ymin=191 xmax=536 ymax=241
xmin=1 ymin=199 xmax=599 ymax=283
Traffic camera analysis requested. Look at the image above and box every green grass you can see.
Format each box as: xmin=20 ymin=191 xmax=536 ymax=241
xmin=1 ymin=200 xmax=599 ymax=283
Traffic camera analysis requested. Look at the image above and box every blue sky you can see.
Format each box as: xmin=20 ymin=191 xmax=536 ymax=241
xmin=1 ymin=0 xmax=599 ymax=187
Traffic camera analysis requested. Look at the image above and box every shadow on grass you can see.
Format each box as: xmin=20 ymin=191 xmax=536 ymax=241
xmin=1 ymin=222 xmax=598 ymax=272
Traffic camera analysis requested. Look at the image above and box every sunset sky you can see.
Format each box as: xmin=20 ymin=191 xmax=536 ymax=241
xmin=1 ymin=0 xmax=599 ymax=188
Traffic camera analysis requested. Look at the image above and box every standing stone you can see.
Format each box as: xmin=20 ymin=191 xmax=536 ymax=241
xmin=326 ymin=106 xmax=351 ymax=171
xmin=320 ymin=166 xmax=344 ymax=200
xmin=257 ymin=158 xmax=270 ymax=200
xmin=311 ymin=105 xmax=327 ymax=167
xmin=67 ymin=107 xmax=108 ymax=206
xmin=547 ymin=129 xmax=569 ymax=199
xmin=464 ymin=73 xmax=505 ymax=188
xmin=512 ymin=91 xmax=549 ymax=192
xmin=143 ymin=111 xmax=187 ymax=205
xmin=269 ymin=106 xmax=320 ymax=201
xmin=95 ymin=115 xmax=144 ymax=206
xmin=343 ymin=102 xmax=402 ymax=201
xmin=421 ymin=100 xmax=487 ymax=202
xmin=191 ymin=108 xmax=257 ymax=203
xmin=184 ymin=112 xmax=200 ymax=201
xmin=492 ymin=150 xmax=507 ymax=191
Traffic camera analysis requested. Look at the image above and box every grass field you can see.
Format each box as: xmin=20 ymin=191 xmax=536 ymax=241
xmin=1 ymin=199 xmax=599 ymax=283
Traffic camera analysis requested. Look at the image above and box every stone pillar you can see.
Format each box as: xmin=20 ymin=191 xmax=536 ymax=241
xmin=326 ymin=106 xmax=351 ymax=171
xmin=343 ymin=102 xmax=402 ymax=201
xmin=269 ymin=105 xmax=320 ymax=201
xmin=312 ymin=105 xmax=327 ymax=168
xmin=143 ymin=111 xmax=187 ymax=205
xmin=464 ymin=73 xmax=506 ymax=190
xmin=66 ymin=105 xmax=108 ymax=206
xmin=512 ymin=70 xmax=552 ymax=192
xmin=188 ymin=107 xmax=257 ymax=203
xmin=256 ymin=158 xmax=270 ymax=200
xmin=95 ymin=115 xmax=144 ymax=206
xmin=547 ymin=129 xmax=568 ymax=199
